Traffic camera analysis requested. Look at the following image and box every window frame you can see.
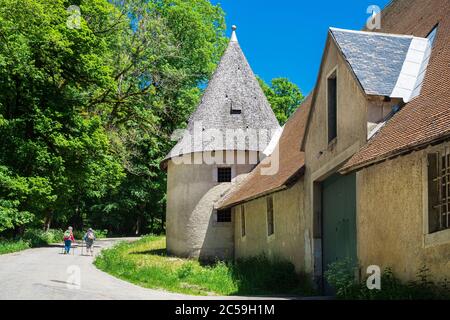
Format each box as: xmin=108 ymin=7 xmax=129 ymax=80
xmin=423 ymin=143 xmax=450 ymax=247
xmin=427 ymin=147 xmax=450 ymax=233
xmin=217 ymin=167 xmax=232 ymax=183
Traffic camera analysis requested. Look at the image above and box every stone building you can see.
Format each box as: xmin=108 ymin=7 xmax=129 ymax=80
xmin=164 ymin=0 xmax=450 ymax=293
xmin=161 ymin=26 xmax=280 ymax=260
xmin=218 ymin=0 xmax=450 ymax=291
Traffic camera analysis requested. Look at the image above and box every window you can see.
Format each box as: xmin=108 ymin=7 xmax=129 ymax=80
xmin=241 ymin=205 xmax=246 ymax=237
xmin=218 ymin=167 xmax=232 ymax=183
xmin=327 ymin=71 xmax=337 ymax=143
xmin=229 ymin=99 xmax=242 ymax=114
xmin=267 ymin=196 xmax=274 ymax=236
xmin=427 ymin=147 xmax=450 ymax=233
xmin=217 ymin=208 xmax=232 ymax=223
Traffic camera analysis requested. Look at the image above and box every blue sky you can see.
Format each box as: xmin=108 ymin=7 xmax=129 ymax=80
xmin=211 ymin=0 xmax=390 ymax=95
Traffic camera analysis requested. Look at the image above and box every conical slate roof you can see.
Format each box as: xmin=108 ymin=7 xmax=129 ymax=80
xmin=164 ymin=27 xmax=280 ymax=162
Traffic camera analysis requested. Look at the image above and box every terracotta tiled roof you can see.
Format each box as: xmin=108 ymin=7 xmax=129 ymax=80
xmin=341 ymin=0 xmax=450 ymax=172
xmin=217 ymin=96 xmax=312 ymax=209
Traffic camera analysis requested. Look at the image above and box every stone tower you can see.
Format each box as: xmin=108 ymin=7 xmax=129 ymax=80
xmin=162 ymin=26 xmax=280 ymax=260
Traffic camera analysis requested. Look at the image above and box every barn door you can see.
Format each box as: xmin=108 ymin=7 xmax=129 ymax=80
xmin=322 ymin=172 xmax=357 ymax=295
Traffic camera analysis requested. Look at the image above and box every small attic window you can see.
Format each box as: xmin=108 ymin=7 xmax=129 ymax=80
xmin=327 ymin=70 xmax=338 ymax=143
xmin=229 ymin=99 xmax=242 ymax=114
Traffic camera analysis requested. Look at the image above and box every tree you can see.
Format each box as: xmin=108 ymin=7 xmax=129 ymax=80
xmin=258 ymin=77 xmax=304 ymax=125
xmin=90 ymin=0 xmax=227 ymax=235
xmin=0 ymin=0 xmax=227 ymax=235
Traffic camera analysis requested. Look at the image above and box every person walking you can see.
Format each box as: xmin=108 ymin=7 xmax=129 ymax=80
xmin=83 ymin=228 xmax=96 ymax=256
xmin=63 ymin=226 xmax=75 ymax=254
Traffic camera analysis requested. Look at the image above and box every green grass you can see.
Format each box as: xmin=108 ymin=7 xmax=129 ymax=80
xmin=94 ymin=235 xmax=315 ymax=296
xmin=0 ymin=228 xmax=68 ymax=255
xmin=0 ymin=239 xmax=30 ymax=255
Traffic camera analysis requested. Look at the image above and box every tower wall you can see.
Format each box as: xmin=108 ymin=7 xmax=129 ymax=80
xmin=166 ymin=151 xmax=258 ymax=260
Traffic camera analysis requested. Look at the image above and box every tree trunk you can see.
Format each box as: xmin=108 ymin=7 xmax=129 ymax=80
xmin=43 ymin=210 xmax=53 ymax=232
xmin=135 ymin=218 xmax=140 ymax=236
xmin=150 ymin=214 xmax=155 ymax=234
xmin=73 ymin=202 xmax=83 ymax=231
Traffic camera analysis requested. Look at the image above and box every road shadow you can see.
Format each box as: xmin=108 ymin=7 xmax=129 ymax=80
xmin=50 ymin=280 xmax=76 ymax=285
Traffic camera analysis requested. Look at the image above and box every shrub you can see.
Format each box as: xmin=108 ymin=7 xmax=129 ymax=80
xmin=231 ymin=255 xmax=315 ymax=296
xmin=74 ymin=228 xmax=108 ymax=240
xmin=0 ymin=239 xmax=30 ymax=254
xmin=73 ymin=230 xmax=84 ymax=240
xmin=324 ymin=258 xmax=359 ymax=298
xmin=94 ymin=229 xmax=108 ymax=239
xmin=23 ymin=228 xmax=63 ymax=247
xmin=325 ymin=260 xmax=450 ymax=300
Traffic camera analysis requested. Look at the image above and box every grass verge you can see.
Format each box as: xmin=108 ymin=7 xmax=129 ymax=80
xmin=94 ymin=235 xmax=315 ymax=296
xmin=0 ymin=239 xmax=30 ymax=255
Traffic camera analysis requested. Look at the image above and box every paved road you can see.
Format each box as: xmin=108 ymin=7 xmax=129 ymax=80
xmin=0 ymin=238 xmax=294 ymax=300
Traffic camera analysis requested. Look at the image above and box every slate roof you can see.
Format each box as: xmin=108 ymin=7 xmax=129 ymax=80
xmin=162 ymin=28 xmax=280 ymax=165
xmin=341 ymin=0 xmax=450 ymax=172
xmin=217 ymin=96 xmax=312 ymax=209
xmin=330 ymin=28 xmax=412 ymax=96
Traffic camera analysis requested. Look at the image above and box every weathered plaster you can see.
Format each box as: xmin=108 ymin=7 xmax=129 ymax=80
xmin=233 ymin=180 xmax=306 ymax=272
xmin=358 ymin=144 xmax=450 ymax=282
xmin=166 ymin=151 xmax=257 ymax=260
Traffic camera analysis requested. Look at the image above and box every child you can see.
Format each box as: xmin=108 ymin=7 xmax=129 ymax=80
xmin=83 ymin=228 xmax=96 ymax=256
xmin=63 ymin=227 xmax=75 ymax=254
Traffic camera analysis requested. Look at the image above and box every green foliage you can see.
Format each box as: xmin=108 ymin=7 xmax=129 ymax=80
xmin=93 ymin=229 xmax=108 ymax=239
xmin=231 ymin=255 xmax=315 ymax=295
xmin=0 ymin=166 xmax=51 ymax=232
xmin=0 ymin=0 xmax=227 ymax=236
xmin=325 ymin=260 xmax=450 ymax=300
xmin=23 ymin=228 xmax=63 ymax=247
xmin=95 ymin=236 xmax=314 ymax=296
xmin=258 ymin=77 xmax=304 ymax=125
xmin=0 ymin=239 xmax=30 ymax=255
xmin=73 ymin=228 xmax=108 ymax=240
xmin=324 ymin=258 xmax=359 ymax=298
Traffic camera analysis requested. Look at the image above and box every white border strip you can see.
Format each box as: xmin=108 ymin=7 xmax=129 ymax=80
xmin=390 ymin=37 xmax=430 ymax=102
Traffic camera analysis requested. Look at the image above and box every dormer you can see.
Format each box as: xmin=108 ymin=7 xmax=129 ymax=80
xmin=329 ymin=27 xmax=435 ymax=140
